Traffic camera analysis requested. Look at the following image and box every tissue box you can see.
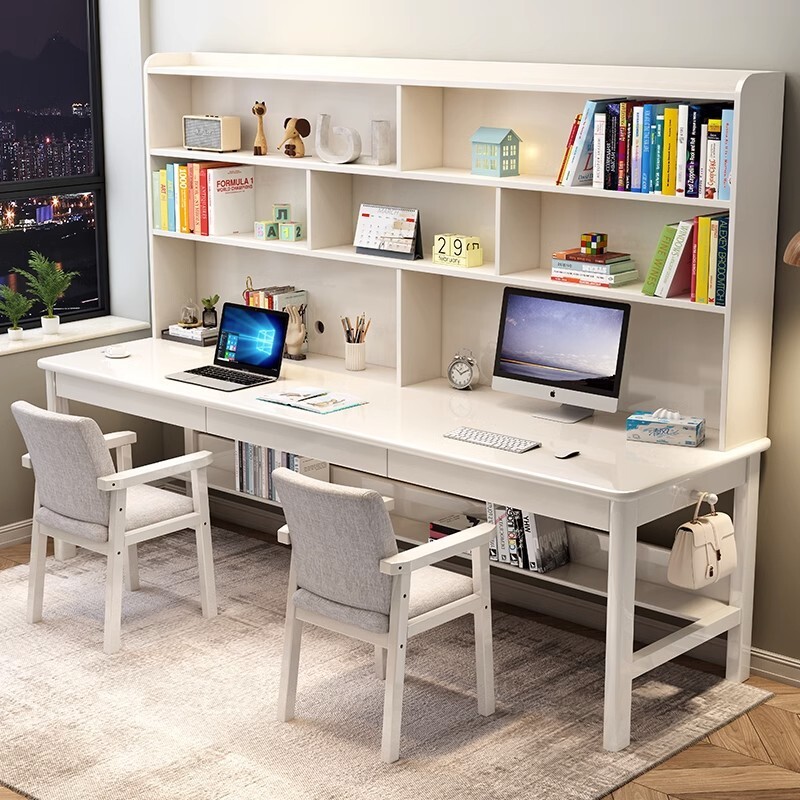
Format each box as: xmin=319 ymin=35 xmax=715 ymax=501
xmin=626 ymin=410 xmax=705 ymax=447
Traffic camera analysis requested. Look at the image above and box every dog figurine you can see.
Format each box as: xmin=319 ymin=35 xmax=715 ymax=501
xmin=278 ymin=117 xmax=311 ymax=158
xmin=252 ymin=101 xmax=268 ymax=155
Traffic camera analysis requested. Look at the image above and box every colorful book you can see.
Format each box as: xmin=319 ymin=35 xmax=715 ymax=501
xmin=172 ymin=163 xmax=182 ymax=233
xmin=708 ymin=217 xmax=721 ymax=305
xmin=624 ymin=101 xmax=638 ymax=191
xmin=186 ymin=162 xmax=196 ymax=233
xmin=698 ymin=121 xmax=709 ymax=198
xmin=206 ymin=164 xmax=254 ymax=236
xmin=640 ymin=103 xmax=653 ymax=194
xmin=719 ymin=108 xmax=735 ymax=201
xmin=550 ymin=268 xmax=638 ymax=287
xmin=166 ymin=163 xmax=176 ymax=232
xmin=694 ymin=214 xmax=713 ymax=303
xmin=685 ymin=105 xmax=702 ymax=198
xmin=642 ymin=222 xmax=678 ymax=296
xmin=704 ymin=118 xmax=722 ymax=200
xmin=630 ymin=104 xmax=644 ymax=193
xmin=151 ymin=171 xmax=161 ymax=230
xmin=592 ymin=112 xmax=606 ymax=190
xmin=556 ymin=113 xmax=581 ymax=185
xmin=653 ymin=104 xmax=667 ymax=194
xmin=485 ymin=501 xmax=499 ymax=561
xmin=661 ymin=106 xmax=679 ymax=196
xmin=616 ymin=101 xmax=629 ymax=191
xmin=604 ymin=102 xmax=620 ymax=191
xmin=178 ymin=164 xmax=190 ymax=234
xmin=654 ymin=219 xmax=694 ymax=298
xmin=714 ymin=216 xmax=730 ymax=306
xmin=551 ymin=258 xmax=635 ymax=275
xmin=158 ymin=168 xmax=168 ymax=230
xmin=675 ymin=104 xmax=689 ymax=197
xmin=563 ymin=98 xmax=621 ymax=186
xmin=551 ymin=248 xmax=631 ymax=265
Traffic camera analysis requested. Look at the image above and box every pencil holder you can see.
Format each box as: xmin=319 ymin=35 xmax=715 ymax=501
xmin=345 ymin=342 xmax=366 ymax=371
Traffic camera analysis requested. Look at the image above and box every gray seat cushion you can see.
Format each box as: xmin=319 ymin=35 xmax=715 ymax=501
xmin=293 ymin=565 xmax=474 ymax=634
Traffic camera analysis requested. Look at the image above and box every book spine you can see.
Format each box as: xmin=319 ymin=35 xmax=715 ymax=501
xmin=661 ymin=106 xmax=678 ymax=196
xmin=485 ymin=501 xmax=498 ymax=562
xmin=507 ymin=507 xmax=521 ymax=568
xmin=592 ymin=112 xmax=606 ymax=189
xmin=562 ymin=100 xmax=595 ymax=186
xmin=653 ymin=107 xmax=665 ymax=194
xmin=715 ymin=216 xmax=730 ymax=307
xmin=178 ymin=164 xmax=190 ymax=233
xmin=166 ymin=163 xmax=176 ymax=231
xmin=695 ymin=215 xmax=712 ymax=304
xmin=192 ymin=163 xmax=202 ymax=234
xmin=708 ymin=218 xmax=720 ymax=305
xmin=173 ymin=163 xmax=182 ymax=233
xmin=151 ymin=171 xmax=161 ymax=230
xmin=698 ymin=122 xmax=709 ymax=198
xmin=551 ymin=258 xmax=633 ymax=275
xmin=521 ymin=511 xmax=537 ymax=572
xmin=616 ymin=101 xmax=628 ymax=190
xmin=159 ymin=169 xmax=168 ymax=230
xmin=556 ymin=113 xmax=581 ymax=186
xmin=551 ymin=249 xmax=630 ymax=264
xmin=684 ymin=105 xmax=702 ymax=198
xmin=654 ymin=220 xmax=693 ymax=297
xmin=624 ymin=102 xmax=634 ymax=191
xmin=630 ymin=105 xmax=643 ymax=193
xmin=186 ymin=163 xmax=195 ymax=233
xmin=496 ymin=505 xmax=510 ymax=562
xmin=642 ymin=225 xmax=677 ymax=296
xmin=640 ymin=104 xmax=652 ymax=194
xmin=704 ymin=119 xmax=722 ymax=200
xmin=199 ymin=166 xmax=210 ymax=236
xmin=719 ymin=108 xmax=735 ymax=201
xmin=647 ymin=108 xmax=658 ymax=193
xmin=604 ymin=103 xmax=619 ymax=191
xmin=234 ymin=441 xmax=241 ymax=493
xmin=551 ymin=267 xmax=636 ymax=284
xmin=690 ymin=216 xmax=700 ymax=302
xmin=675 ymin=104 xmax=689 ymax=196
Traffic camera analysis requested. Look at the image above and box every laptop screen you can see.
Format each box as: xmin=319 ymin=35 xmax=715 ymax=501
xmin=214 ymin=303 xmax=290 ymax=377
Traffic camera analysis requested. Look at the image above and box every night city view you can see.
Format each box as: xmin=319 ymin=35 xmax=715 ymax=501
xmin=0 ymin=1 xmax=103 ymax=324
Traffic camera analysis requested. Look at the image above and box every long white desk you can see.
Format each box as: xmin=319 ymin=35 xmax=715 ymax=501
xmin=37 ymin=337 xmax=768 ymax=751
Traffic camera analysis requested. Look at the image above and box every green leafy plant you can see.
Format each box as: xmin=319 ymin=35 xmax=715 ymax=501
xmin=201 ymin=294 xmax=220 ymax=309
xmin=0 ymin=285 xmax=34 ymax=330
xmin=13 ymin=251 xmax=79 ymax=319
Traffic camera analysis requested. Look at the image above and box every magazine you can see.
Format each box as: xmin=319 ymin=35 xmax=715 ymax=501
xmin=258 ymin=386 xmax=367 ymax=414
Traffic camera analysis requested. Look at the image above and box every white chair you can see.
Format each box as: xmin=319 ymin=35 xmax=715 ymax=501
xmin=11 ymin=400 xmax=217 ymax=654
xmin=272 ymin=467 xmax=496 ymax=763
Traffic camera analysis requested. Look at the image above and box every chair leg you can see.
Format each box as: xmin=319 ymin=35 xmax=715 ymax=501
xmin=26 ymin=521 xmax=47 ymax=624
xmin=374 ymin=645 xmax=387 ymax=680
xmin=103 ymin=535 xmax=125 ymax=655
xmin=277 ymin=609 xmax=303 ymax=722
xmin=124 ymin=543 xmax=140 ymax=591
xmin=192 ymin=468 xmax=217 ymax=618
xmin=472 ymin=545 xmax=495 ymax=717
xmin=381 ymin=571 xmax=411 ymax=763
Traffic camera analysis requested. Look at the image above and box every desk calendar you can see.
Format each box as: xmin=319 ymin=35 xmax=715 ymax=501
xmin=354 ymin=203 xmax=422 ymax=260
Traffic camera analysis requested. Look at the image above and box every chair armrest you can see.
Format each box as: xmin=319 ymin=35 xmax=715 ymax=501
xmin=97 ymin=450 xmax=214 ymax=491
xmin=380 ymin=522 xmax=496 ymax=575
xmin=277 ymin=495 xmax=394 ymax=546
xmin=21 ymin=430 xmax=138 ymax=471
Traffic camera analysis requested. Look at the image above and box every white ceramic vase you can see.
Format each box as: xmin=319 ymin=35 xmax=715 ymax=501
xmin=7 ymin=327 xmax=24 ymax=341
xmin=41 ymin=315 xmax=60 ymax=335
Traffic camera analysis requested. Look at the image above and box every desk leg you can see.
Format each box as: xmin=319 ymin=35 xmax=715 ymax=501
xmin=45 ymin=371 xmax=78 ymax=562
xmin=184 ymin=428 xmax=200 ymax=497
xmin=726 ymin=453 xmax=761 ymax=681
xmin=603 ymin=500 xmax=637 ymax=751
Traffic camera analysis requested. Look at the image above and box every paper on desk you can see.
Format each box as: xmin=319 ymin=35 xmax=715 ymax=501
xmin=258 ymin=387 xmax=367 ymax=414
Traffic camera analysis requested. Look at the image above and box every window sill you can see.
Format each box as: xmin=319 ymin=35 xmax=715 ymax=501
xmin=0 ymin=317 xmax=150 ymax=357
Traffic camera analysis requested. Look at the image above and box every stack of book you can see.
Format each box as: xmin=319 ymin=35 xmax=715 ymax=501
xmin=551 ymin=248 xmax=638 ymax=288
xmin=557 ymin=98 xmax=734 ymax=200
xmin=642 ymin=212 xmax=730 ymax=304
xmin=235 ymin=442 xmax=329 ymax=500
xmin=243 ymin=283 xmax=308 ymax=355
xmin=161 ymin=324 xmax=218 ymax=347
xmin=151 ymin=162 xmax=255 ymax=236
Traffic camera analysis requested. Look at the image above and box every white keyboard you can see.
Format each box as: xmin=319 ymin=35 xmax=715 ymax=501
xmin=444 ymin=426 xmax=541 ymax=454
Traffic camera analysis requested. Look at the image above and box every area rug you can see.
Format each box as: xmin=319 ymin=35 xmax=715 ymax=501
xmin=0 ymin=528 xmax=768 ymax=800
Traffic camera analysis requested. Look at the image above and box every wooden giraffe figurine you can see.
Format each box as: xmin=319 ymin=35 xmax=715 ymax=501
xmin=252 ymin=101 xmax=267 ymax=155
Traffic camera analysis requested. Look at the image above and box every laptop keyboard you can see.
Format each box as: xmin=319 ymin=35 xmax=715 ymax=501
xmin=186 ymin=365 xmax=270 ymax=386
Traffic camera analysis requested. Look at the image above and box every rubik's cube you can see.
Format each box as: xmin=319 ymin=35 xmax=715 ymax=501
xmin=580 ymin=232 xmax=607 ymax=254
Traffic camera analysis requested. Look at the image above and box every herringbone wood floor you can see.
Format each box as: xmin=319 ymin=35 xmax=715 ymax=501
xmin=1 ymin=538 xmax=797 ymax=800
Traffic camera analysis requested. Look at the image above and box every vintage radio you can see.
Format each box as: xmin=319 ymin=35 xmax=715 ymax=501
xmin=182 ymin=115 xmax=241 ymax=152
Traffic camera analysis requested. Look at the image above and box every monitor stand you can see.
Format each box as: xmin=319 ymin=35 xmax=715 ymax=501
xmin=531 ymin=404 xmax=594 ymax=424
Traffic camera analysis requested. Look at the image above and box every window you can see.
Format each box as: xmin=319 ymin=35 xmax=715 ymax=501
xmin=0 ymin=0 xmax=108 ymax=331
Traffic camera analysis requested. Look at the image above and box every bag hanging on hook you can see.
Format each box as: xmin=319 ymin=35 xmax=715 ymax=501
xmin=667 ymin=492 xmax=737 ymax=590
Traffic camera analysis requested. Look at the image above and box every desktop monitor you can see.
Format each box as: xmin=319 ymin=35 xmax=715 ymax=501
xmin=492 ymin=287 xmax=630 ymax=423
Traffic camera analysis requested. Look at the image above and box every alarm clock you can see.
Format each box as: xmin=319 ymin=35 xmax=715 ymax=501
xmin=447 ymin=350 xmax=480 ymax=390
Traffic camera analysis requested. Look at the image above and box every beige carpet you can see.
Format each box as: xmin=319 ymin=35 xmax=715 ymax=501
xmin=0 ymin=528 xmax=769 ymax=800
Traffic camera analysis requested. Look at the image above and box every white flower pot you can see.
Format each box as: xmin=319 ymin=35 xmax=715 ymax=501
xmin=41 ymin=315 xmax=60 ymax=335
xmin=7 ymin=327 xmax=24 ymax=341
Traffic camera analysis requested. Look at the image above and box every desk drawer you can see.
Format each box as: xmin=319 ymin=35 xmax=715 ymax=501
xmin=207 ymin=409 xmax=388 ymax=475
xmin=388 ymin=451 xmax=610 ymax=529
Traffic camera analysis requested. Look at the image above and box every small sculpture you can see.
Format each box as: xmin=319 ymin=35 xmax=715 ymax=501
xmin=315 ymin=113 xmax=362 ymax=164
xmin=278 ymin=117 xmax=311 ymax=158
xmin=252 ymin=101 xmax=268 ymax=156
xmin=284 ymin=304 xmax=307 ymax=360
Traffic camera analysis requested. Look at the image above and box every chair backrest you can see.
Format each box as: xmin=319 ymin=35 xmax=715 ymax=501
xmin=272 ymin=468 xmax=399 ymax=616
xmin=11 ymin=400 xmax=115 ymax=527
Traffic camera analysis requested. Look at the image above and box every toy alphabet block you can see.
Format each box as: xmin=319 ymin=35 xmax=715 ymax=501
xmin=273 ymin=204 xmax=292 ymax=222
xmin=280 ymin=221 xmax=303 ymax=241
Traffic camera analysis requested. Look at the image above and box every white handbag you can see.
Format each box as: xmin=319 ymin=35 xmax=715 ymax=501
xmin=667 ymin=493 xmax=737 ymax=590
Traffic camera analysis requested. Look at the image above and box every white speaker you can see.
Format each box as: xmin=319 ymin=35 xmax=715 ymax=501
xmin=182 ymin=115 xmax=241 ymax=152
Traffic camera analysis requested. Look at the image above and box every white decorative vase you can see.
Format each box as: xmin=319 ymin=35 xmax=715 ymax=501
xmin=7 ymin=327 xmax=24 ymax=341
xmin=41 ymin=315 xmax=60 ymax=335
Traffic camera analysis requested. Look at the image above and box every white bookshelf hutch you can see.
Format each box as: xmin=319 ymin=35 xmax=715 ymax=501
xmin=143 ymin=52 xmax=784 ymax=674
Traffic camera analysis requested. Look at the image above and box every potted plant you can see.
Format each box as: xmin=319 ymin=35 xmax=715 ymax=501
xmin=201 ymin=294 xmax=220 ymax=328
xmin=0 ymin=285 xmax=34 ymax=341
xmin=13 ymin=250 xmax=79 ymax=335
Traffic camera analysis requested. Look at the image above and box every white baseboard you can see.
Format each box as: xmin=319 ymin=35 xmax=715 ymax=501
xmin=750 ymin=648 xmax=800 ymax=687
xmin=0 ymin=519 xmax=32 ymax=547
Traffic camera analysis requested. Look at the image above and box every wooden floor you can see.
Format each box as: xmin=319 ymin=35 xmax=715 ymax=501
xmin=1 ymin=539 xmax=799 ymax=799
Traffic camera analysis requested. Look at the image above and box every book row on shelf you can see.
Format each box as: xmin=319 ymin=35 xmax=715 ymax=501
xmin=557 ymin=98 xmax=734 ymax=200
xmin=235 ymin=442 xmax=330 ymax=500
xmin=151 ymin=162 xmax=255 ymax=237
xmin=643 ymin=212 xmax=729 ymax=304
xmin=429 ymin=504 xmax=570 ymax=574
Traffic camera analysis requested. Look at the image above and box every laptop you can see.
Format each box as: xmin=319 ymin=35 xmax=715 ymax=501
xmin=166 ymin=302 xmax=290 ymax=392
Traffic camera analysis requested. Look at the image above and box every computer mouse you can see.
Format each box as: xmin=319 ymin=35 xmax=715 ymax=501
xmin=554 ymin=449 xmax=580 ymax=459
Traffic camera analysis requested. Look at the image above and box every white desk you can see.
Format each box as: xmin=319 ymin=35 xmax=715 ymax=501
xmin=38 ymin=338 xmax=768 ymax=751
